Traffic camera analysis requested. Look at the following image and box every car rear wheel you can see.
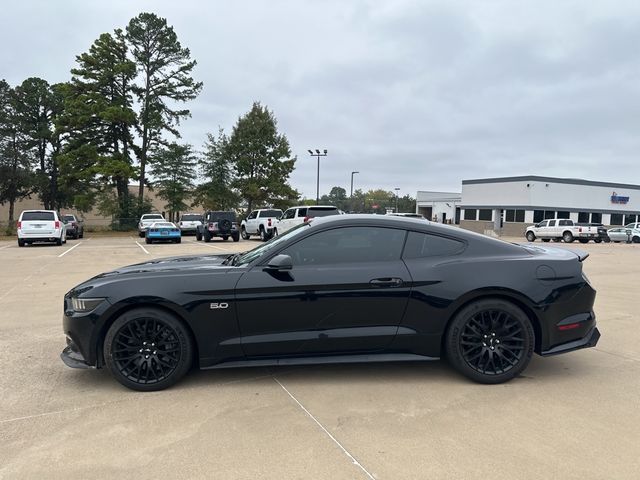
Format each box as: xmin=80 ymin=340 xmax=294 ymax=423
xmin=594 ymin=238 xmax=602 ymax=243
xmin=525 ymin=232 xmax=535 ymax=242
xmin=241 ymin=227 xmax=249 ymax=240
xmin=104 ymin=308 xmax=193 ymax=391
xmin=232 ymin=233 xmax=240 ymax=242
xmin=145 ymin=238 xmax=151 ymax=244
xmin=203 ymin=231 xmax=211 ymax=243
xmin=563 ymin=231 xmax=574 ymax=243
xmin=222 ymin=235 xmax=229 ymax=241
xmin=578 ymin=239 xmax=589 ymax=244
xmin=259 ymin=228 xmax=268 ymax=241
xmin=446 ymin=299 xmax=534 ymax=384
xmin=176 ymin=238 xmax=181 ymax=244
xmin=196 ymin=230 xmax=202 ymax=241
xmin=17 ymin=239 xmax=25 ymax=247
xmin=56 ymin=235 xmax=63 ymax=246
xmin=633 ymin=236 xmax=640 ymax=244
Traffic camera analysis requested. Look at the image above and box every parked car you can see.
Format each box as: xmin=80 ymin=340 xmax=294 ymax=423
xmin=274 ymin=205 xmax=340 ymax=235
xmin=17 ymin=210 xmax=67 ymax=247
xmin=196 ymin=211 xmax=240 ymax=242
xmin=178 ymin=213 xmax=203 ymax=235
xmin=624 ymin=222 xmax=640 ymax=230
xmin=145 ymin=222 xmax=182 ymax=244
xmin=241 ymin=208 xmax=283 ymax=241
xmin=61 ymin=215 xmax=600 ymax=391
xmin=525 ymin=219 xmax=598 ymax=243
xmin=62 ymin=214 xmax=84 ymax=239
xmin=138 ymin=214 xmax=165 ymax=237
xmin=576 ymin=223 xmax=609 ymax=243
xmin=607 ymin=227 xmax=640 ymax=243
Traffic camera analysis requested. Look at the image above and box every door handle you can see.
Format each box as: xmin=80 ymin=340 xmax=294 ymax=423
xmin=369 ymin=277 xmax=403 ymax=287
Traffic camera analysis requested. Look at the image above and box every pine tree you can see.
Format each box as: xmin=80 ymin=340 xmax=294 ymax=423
xmin=149 ymin=143 xmax=196 ymax=221
xmin=194 ymin=129 xmax=238 ymax=211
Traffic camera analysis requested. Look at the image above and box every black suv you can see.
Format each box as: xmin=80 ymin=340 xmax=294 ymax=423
xmin=196 ymin=211 xmax=240 ymax=242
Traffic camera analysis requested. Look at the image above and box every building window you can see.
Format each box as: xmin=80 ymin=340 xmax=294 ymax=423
xmin=505 ymin=209 xmax=525 ymax=222
xmin=625 ymin=215 xmax=637 ymax=225
xmin=544 ymin=210 xmax=555 ymax=219
xmin=515 ymin=210 xmax=525 ymax=222
xmin=578 ymin=212 xmax=589 ymax=223
xmin=557 ymin=211 xmax=570 ymax=219
xmin=591 ymin=213 xmax=602 ymax=223
xmin=463 ymin=209 xmax=477 ymax=221
xmin=610 ymin=214 xmax=623 ymax=225
xmin=478 ymin=209 xmax=492 ymax=221
xmin=533 ymin=210 xmax=544 ymax=222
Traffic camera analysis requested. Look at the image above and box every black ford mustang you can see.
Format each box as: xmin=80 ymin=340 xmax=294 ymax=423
xmin=62 ymin=215 xmax=600 ymax=391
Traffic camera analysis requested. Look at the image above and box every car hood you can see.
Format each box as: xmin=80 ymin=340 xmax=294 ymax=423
xmin=97 ymin=254 xmax=233 ymax=277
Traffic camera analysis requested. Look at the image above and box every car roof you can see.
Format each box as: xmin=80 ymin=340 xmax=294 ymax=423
xmin=286 ymin=205 xmax=338 ymax=209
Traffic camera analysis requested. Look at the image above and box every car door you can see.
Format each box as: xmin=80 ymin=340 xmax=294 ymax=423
xmin=246 ymin=210 xmax=258 ymax=234
xmin=278 ymin=208 xmax=296 ymax=233
xmin=234 ymin=225 xmax=412 ymax=357
xmin=535 ymin=220 xmax=548 ymax=237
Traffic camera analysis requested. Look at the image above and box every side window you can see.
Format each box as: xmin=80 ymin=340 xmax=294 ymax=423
xmin=282 ymin=227 xmax=406 ymax=265
xmin=402 ymin=232 xmax=465 ymax=259
xmin=548 ymin=220 xmax=556 ymax=227
xmin=282 ymin=209 xmax=295 ymax=220
xmin=296 ymin=207 xmax=308 ymax=218
xmin=538 ymin=220 xmax=548 ymax=228
xmin=248 ymin=211 xmax=258 ymax=220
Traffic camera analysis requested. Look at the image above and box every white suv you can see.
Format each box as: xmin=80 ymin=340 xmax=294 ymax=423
xmin=274 ymin=205 xmax=340 ymax=235
xmin=138 ymin=213 xmax=165 ymax=237
xmin=17 ymin=210 xmax=67 ymax=247
xmin=178 ymin=213 xmax=203 ymax=235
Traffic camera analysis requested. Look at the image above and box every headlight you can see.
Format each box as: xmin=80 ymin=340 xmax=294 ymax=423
xmin=71 ymin=297 xmax=104 ymax=313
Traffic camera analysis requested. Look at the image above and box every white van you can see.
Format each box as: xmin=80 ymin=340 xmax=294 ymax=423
xmin=17 ymin=210 xmax=67 ymax=247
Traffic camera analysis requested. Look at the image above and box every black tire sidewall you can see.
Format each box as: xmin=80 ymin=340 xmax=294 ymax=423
xmin=446 ymin=299 xmax=534 ymax=384
xmin=104 ymin=308 xmax=193 ymax=391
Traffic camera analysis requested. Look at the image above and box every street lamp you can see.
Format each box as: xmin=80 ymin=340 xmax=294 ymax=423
xmin=308 ymin=149 xmax=327 ymax=205
xmin=350 ymin=171 xmax=359 ymax=198
xmin=394 ymin=187 xmax=400 ymax=213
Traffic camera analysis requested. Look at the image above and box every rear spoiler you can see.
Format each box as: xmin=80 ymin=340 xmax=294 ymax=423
xmin=572 ymin=249 xmax=589 ymax=262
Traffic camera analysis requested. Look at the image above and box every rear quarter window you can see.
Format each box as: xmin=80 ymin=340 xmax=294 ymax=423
xmin=403 ymin=231 xmax=465 ymax=259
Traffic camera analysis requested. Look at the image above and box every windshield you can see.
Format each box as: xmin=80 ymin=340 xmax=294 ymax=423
xmin=260 ymin=209 xmax=282 ymax=217
xmin=22 ymin=211 xmax=55 ymax=221
xmin=235 ymin=223 xmax=311 ymax=266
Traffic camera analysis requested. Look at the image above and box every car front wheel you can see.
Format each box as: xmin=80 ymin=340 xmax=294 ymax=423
xmin=241 ymin=227 xmax=249 ymax=240
xmin=104 ymin=308 xmax=193 ymax=391
xmin=526 ymin=232 xmax=535 ymax=242
xmin=445 ymin=299 xmax=534 ymax=384
xmin=563 ymin=231 xmax=574 ymax=243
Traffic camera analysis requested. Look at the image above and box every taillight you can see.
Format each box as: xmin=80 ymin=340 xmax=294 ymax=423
xmin=17 ymin=221 xmax=21 ymax=229
xmin=268 ymin=218 xmax=272 ymax=226
xmin=579 ymin=227 xmax=582 ymax=233
xmin=55 ymin=221 xmax=60 ymax=229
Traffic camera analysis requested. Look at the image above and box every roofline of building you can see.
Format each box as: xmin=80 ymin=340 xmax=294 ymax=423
xmin=460 ymin=205 xmax=640 ymax=215
xmin=461 ymin=176 xmax=640 ymax=191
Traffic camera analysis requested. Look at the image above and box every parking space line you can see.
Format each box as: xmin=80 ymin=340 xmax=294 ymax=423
xmin=0 ymin=244 xmax=12 ymax=250
xmin=190 ymin=240 xmax=228 ymax=251
xmin=58 ymin=242 xmax=82 ymax=258
xmin=135 ymin=241 xmax=150 ymax=255
xmin=273 ymin=377 xmax=375 ymax=480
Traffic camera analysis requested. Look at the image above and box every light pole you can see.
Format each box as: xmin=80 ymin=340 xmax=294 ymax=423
xmin=394 ymin=187 xmax=400 ymax=213
xmin=308 ymin=149 xmax=327 ymax=205
xmin=350 ymin=171 xmax=359 ymax=198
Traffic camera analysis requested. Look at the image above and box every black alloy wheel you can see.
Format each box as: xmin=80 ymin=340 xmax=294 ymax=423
xmin=104 ymin=309 xmax=193 ymax=391
xmin=446 ymin=299 xmax=534 ymax=384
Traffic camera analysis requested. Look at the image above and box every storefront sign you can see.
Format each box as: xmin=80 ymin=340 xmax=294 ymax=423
xmin=611 ymin=192 xmax=630 ymax=204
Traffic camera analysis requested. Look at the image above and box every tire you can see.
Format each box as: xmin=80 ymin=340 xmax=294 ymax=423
xmin=203 ymin=231 xmax=211 ymax=243
xmin=525 ymin=232 xmax=535 ymax=242
xmin=56 ymin=235 xmax=63 ymax=246
xmin=633 ymin=236 xmax=640 ymax=244
xmin=139 ymin=232 xmax=145 ymax=238
xmin=222 ymin=235 xmax=229 ymax=241
xmin=273 ymin=228 xmax=278 ymax=238
xmin=552 ymin=238 xmax=561 ymax=243
xmin=196 ymin=230 xmax=202 ymax=241
xmin=594 ymin=238 xmax=602 ymax=244
xmin=259 ymin=228 xmax=268 ymax=242
xmin=176 ymin=238 xmax=182 ymax=244
xmin=232 ymin=233 xmax=240 ymax=242
xmin=241 ymin=227 xmax=249 ymax=240
xmin=562 ymin=231 xmax=574 ymax=243
xmin=145 ymin=238 xmax=151 ymax=244
xmin=104 ymin=308 xmax=193 ymax=391
xmin=445 ymin=299 xmax=534 ymax=384
xmin=542 ymin=238 xmax=550 ymax=242
xmin=578 ymin=239 xmax=589 ymax=244
xmin=17 ymin=239 xmax=25 ymax=247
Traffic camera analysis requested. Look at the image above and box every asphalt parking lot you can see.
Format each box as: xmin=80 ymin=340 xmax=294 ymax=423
xmin=1 ymin=234 xmax=639 ymax=479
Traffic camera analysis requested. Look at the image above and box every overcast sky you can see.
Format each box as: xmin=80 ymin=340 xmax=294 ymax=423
xmin=2 ymin=0 xmax=639 ymax=198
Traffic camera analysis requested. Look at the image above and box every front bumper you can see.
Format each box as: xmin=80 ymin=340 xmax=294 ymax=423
xmin=61 ymin=340 xmax=93 ymax=369
xmin=541 ymin=326 xmax=601 ymax=356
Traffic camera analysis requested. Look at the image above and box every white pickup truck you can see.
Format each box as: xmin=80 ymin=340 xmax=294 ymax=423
xmin=240 ymin=208 xmax=283 ymax=241
xmin=525 ymin=219 xmax=599 ymax=243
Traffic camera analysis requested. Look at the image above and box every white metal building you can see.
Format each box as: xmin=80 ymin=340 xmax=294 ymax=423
xmin=460 ymin=176 xmax=640 ymax=234
xmin=416 ymin=191 xmax=462 ymax=223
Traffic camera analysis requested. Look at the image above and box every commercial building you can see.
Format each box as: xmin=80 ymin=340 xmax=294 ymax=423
xmin=416 ymin=191 xmax=461 ymax=223
xmin=459 ymin=176 xmax=640 ymax=236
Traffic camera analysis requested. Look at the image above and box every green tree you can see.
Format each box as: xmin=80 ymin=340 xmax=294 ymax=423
xmin=319 ymin=186 xmax=348 ymax=211
xmin=150 ymin=142 xmax=197 ymax=221
xmin=58 ymin=29 xmax=137 ymax=218
xmin=0 ymin=80 xmax=36 ymax=227
xmin=12 ymin=77 xmax=67 ymax=210
xmin=126 ymin=12 xmax=203 ymax=208
xmin=227 ymin=102 xmax=298 ymax=213
xmin=194 ymin=129 xmax=238 ymax=211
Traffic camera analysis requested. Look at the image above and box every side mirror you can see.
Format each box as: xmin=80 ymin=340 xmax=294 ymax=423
xmin=264 ymin=254 xmax=293 ymax=271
